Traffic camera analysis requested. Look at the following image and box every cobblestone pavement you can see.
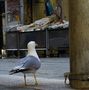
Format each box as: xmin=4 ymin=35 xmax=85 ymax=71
xmin=0 ymin=58 xmax=77 ymax=90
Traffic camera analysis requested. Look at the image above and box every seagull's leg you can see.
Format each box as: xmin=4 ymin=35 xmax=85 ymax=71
xmin=24 ymin=73 xmax=27 ymax=86
xmin=33 ymin=72 xmax=38 ymax=85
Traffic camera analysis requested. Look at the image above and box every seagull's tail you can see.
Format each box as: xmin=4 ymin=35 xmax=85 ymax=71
xmin=9 ymin=69 xmax=20 ymax=75
xmin=9 ymin=68 xmax=26 ymax=75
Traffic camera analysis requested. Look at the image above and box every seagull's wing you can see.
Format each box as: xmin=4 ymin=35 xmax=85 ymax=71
xmin=9 ymin=56 xmax=41 ymax=75
xmin=16 ymin=56 xmax=30 ymax=66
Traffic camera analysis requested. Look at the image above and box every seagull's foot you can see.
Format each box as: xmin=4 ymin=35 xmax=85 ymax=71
xmin=34 ymin=87 xmax=42 ymax=90
xmin=24 ymin=82 xmax=31 ymax=86
xmin=25 ymin=83 xmax=28 ymax=86
xmin=35 ymin=82 xmax=38 ymax=86
xmin=34 ymin=84 xmax=42 ymax=90
xmin=24 ymin=83 xmax=42 ymax=90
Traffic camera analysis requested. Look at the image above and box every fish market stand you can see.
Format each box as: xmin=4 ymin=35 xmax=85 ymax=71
xmin=5 ymin=27 xmax=69 ymax=57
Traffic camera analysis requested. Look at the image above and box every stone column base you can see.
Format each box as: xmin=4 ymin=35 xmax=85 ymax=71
xmin=70 ymin=80 xmax=89 ymax=89
xmin=69 ymin=73 xmax=89 ymax=89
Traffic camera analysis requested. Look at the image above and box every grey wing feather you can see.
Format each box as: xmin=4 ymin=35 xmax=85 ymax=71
xmin=9 ymin=56 xmax=41 ymax=74
xmin=16 ymin=56 xmax=41 ymax=70
xmin=16 ymin=56 xmax=30 ymax=65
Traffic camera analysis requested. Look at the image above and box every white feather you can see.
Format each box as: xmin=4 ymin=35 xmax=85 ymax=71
xmin=27 ymin=41 xmax=40 ymax=61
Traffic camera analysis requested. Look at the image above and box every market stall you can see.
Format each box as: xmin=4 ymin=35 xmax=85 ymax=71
xmin=5 ymin=20 xmax=69 ymax=57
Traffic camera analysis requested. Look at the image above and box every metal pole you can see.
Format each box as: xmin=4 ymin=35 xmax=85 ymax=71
xmin=5 ymin=0 xmax=8 ymax=30
xmin=4 ymin=0 xmax=8 ymax=47
xmin=20 ymin=0 xmax=24 ymax=25
xmin=2 ymin=0 xmax=8 ymax=57
xmin=29 ymin=0 xmax=33 ymax=23
xmin=46 ymin=29 xmax=49 ymax=57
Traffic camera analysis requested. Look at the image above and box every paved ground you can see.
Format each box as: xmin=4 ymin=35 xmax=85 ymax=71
xmin=0 ymin=58 xmax=77 ymax=90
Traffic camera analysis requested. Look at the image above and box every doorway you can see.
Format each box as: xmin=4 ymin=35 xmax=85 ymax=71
xmin=0 ymin=1 xmax=5 ymax=55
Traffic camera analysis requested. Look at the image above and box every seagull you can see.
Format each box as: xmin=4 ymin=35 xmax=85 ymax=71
xmin=9 ymin=41 xmax=41 ymax=86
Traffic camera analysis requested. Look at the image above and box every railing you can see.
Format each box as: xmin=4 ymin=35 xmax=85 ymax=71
xmin=5 ymin=27 xmax=69 ymax=57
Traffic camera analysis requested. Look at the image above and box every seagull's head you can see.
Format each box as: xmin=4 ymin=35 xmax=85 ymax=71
xmin=27 ymin=41 xmax=38 ymax=50
xmin=27 ymin=41 xmax=39 ymax=59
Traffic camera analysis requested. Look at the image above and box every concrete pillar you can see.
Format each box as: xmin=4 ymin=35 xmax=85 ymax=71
xmin=62 ymin=0 xmax=69 ymax=20
xmin=69 ymin=0 xmax=89 ymax=89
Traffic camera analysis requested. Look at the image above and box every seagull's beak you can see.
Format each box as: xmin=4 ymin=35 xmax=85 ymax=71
xmin=35 ymin=43 xmax=38 ymax=47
